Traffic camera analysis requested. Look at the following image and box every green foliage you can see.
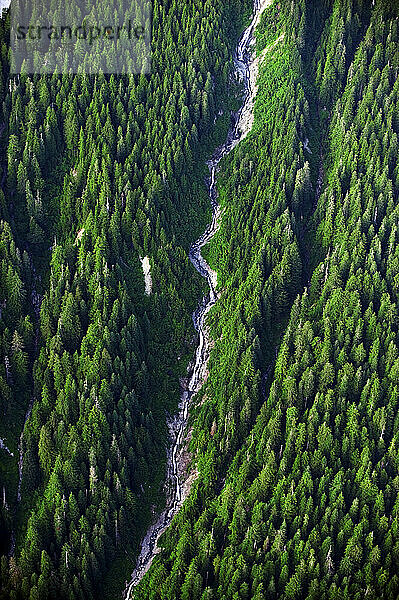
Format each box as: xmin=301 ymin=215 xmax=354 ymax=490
xmin=0 ymin=0 xmax=251 ymax=597
xmin=132 ymin=1 xmax=399 ymax=599
xmin=1 ymin=0 xmax=399 ymax=599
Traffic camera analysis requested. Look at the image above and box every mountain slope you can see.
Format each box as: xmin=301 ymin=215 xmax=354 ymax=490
xmin=132 ymin=1 xmax=399 ymax=599
xmin=0 ymin=1 xmax=251 ymax=598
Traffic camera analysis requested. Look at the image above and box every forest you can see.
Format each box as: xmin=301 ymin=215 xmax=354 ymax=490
xmin=0 ymin=0 xmax=399 ymax=598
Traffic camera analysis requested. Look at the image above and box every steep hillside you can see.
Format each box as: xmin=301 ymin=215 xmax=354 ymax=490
xmin=1 ymin=0 xmax=398 ymax=598
xmin=0 ymin=1 xmax=251 ymax=598
xmin=133 ymin=1 xmax=399 ymax=599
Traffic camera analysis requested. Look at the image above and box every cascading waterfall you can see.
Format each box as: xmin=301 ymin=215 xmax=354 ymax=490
xmin=124 ymin=1 xmax=269 ymax=596
xmin=0 ymin=439 xmax=13 ymax=457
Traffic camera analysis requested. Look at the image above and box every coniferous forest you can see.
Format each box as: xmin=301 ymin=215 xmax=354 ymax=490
xmin=0 ymin=0 xmax=399 ymax=599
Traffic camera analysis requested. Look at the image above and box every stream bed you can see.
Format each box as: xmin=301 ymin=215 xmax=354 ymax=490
xmin=123 ymin=1 xmax=269 ymax=596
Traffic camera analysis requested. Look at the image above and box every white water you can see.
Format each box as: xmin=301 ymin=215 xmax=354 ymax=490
xmin=140 ymin=256 xmax=152 ymax=296
xmin=0 ymin=438 xmax=13 ymax=456
xmin=123 ymin=1 xmax=270 ymax=597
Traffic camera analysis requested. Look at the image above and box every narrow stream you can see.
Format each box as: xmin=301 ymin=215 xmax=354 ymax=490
xmin=9 ymin=269 xmax=41 ymax=557
xmin=124 ymin=1 xmax=268 ymax=596
xmin=16 ymin=275 xmax=41 ymax=505
xmin=0 ymin=439 xmax=13 ymax=456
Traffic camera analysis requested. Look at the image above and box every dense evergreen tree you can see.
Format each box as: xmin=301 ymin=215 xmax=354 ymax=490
xmin=0 ymin=0 xmax=251 ymax=597
xmin=1 ymin=0 xmax=399 ymax=598
xmin=132 ymin=1 xmax=399 ymax=599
